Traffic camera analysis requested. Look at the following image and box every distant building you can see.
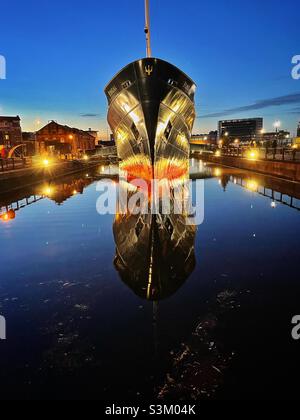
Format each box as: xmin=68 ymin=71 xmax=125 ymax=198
xmin=86 ymin=128 xmax=99 ymax=146
xmin=190 ymin=131 xmax=218 ymax=146
xmin=297 ymin=122 xmax=300 ymax=137
xmin=99 ymin=134 xmax=116 ymax=147
xmin=36 ymin=121 xmax=95 ymax=156
xmin=0 ymin=116 xmax=22 ymax=148
xmin=218 ymin=118 xmax=263 ymax=143
xmin=22 ymin=132 xmax=36 ymax=156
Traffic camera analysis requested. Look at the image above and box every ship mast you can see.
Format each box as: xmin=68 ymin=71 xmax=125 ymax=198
xmin=144 ymin=0 xmax=152 ymax=58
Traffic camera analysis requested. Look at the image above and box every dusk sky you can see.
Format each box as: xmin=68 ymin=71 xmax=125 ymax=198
xmin=0 ymin=0 xmax=299 ymax=137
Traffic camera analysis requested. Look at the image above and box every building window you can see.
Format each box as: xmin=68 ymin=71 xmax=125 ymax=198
xmin=168 ymin=78 xmax=178 ymax=87
xmin=131 ymin=123 xmax=139 ymax=141
xmin=122 ymin=80 xmax=132 ymax=89
xmin=164 ymin=121 xmax=172 ymax=139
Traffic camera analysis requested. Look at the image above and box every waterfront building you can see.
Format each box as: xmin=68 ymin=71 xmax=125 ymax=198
xmin=0 ymin=116 xmax=22 ymax=148
xmin=22 ymin=132 xmax=36 ymax=156
xmin=36 ymin=121 xmax=95 ymax=156
xmin=297 ymin=122 xmax=300 ymax=137
xmin=86 ymin=128 xmax=99 ymax=146
xmin=190 ymin=131 xmax=218 ymax=146
xmin=218 ymin=118 xmax=263 ymax=144
xmin=99 ymin=135 xmax=116 ymax=147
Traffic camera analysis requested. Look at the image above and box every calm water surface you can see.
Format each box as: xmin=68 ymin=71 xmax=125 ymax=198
xmin=0 ymin=161 xmax=299 ymax=400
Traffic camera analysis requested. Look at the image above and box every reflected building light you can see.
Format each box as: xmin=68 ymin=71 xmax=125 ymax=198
xmin=246 ymin=180 xmax=258 ymax=191
xmin=0 ymin=209 xmax=16 ymax=222
xmin=271 ymin=201 xmax=277 ymax=208
xmin=44 ymin=187 xmax=52 ymax=196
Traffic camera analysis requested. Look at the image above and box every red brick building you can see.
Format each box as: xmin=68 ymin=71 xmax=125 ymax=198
xmin=0 ymin=116 xmax=22 ymax=147
xmin=36 ymin=121 xmax=95 ymax=157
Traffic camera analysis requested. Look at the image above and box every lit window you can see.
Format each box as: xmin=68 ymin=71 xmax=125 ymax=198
xmin=164 ymin=121 xmax=172 ymax=139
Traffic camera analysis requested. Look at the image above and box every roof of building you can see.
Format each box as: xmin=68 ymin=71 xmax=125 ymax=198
xmin=0 ymin=115 xmax=21 ymax=121
xmin=36 ymin=121 xmax=95 ymax=138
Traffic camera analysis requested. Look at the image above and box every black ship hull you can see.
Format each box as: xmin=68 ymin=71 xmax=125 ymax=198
xmin=105 ymin=58 xmax=196 ymax=181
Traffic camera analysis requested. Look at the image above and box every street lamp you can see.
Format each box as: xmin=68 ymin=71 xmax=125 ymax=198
xmin=274 ymin=121 xmax=281 ymax=131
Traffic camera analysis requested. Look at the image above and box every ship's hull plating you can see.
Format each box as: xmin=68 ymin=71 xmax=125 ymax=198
xmin=105 ymin=58 xmax=196 ymax=181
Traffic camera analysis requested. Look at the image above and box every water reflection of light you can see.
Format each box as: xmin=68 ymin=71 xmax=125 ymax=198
xmin=0 ymin=209 xmax=16 ymax=222
xmin=271 ymin=201 xmax=277 ymax=208
xmin=246 ymin=180 xmax=258 ymax=191
xmin=44 ymin=187 xmax=53 ymax=196
xmin=214 ymin=168 xmax=222 ymax=177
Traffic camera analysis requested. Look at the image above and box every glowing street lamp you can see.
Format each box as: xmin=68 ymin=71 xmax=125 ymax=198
xmin=247 ymin=149 xmax=258 ymax=160
xmin=273 ymin=121 xmax=281 ymax=132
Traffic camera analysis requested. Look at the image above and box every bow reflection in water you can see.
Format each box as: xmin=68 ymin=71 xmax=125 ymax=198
xmin=113 ymin=174 xmax=197 ymax=301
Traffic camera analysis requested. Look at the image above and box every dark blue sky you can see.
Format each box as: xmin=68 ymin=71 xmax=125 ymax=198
xmin=0 ymin=0 xmax=299 ymax=136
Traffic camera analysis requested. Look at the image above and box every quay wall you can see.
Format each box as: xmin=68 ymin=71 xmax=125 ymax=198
xmin=0 ymin=158 xmax=109 ymax=194
xmin=195 ymin=153 xmax=300 ymax=182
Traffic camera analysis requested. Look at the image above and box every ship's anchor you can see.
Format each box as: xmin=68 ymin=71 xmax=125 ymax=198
xmin=145 ymin=65 xmax=153 ymax=76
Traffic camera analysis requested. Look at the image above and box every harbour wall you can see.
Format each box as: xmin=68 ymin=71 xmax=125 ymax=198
xmin=195 ymin=153 xmax=300 ymax=182
xmin=0 ymin=159 xmax=109 ymax=194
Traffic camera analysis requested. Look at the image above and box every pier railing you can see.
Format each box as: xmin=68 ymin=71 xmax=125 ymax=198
xmin=0 ymin=157 xmax=29 ymax=172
